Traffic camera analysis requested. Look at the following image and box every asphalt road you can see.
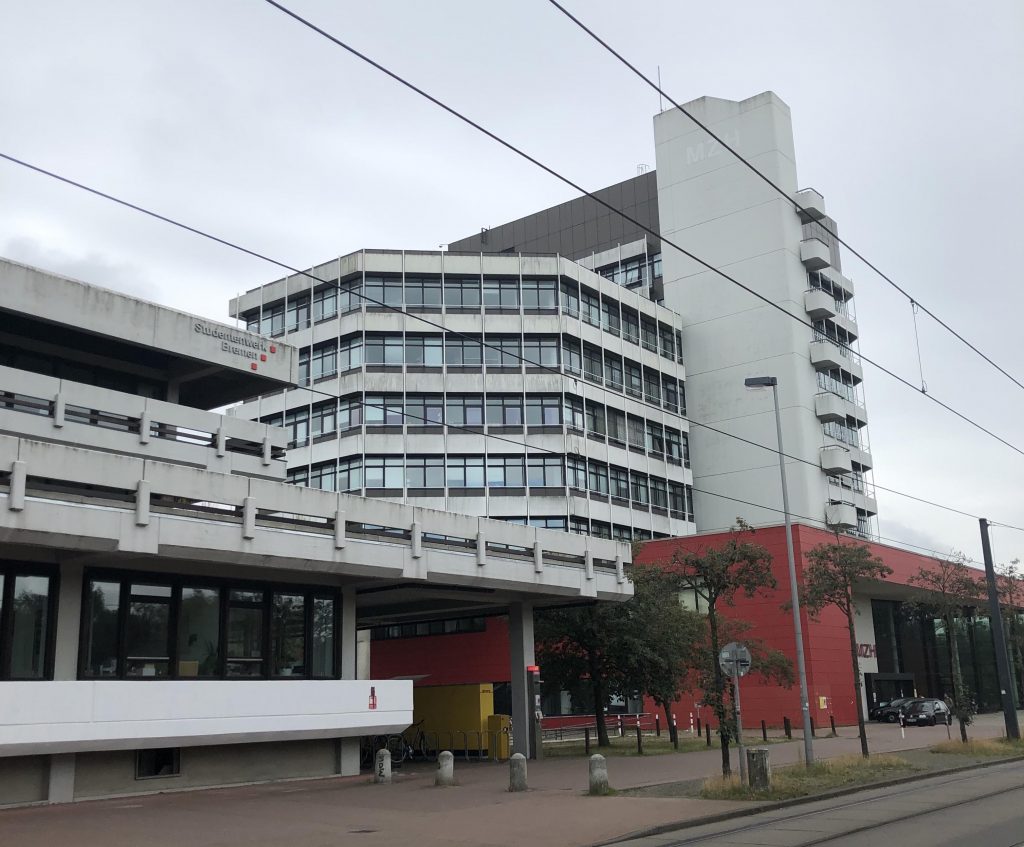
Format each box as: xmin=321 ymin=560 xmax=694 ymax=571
xmin=620 ymin=759 xmax=1024 ymax=847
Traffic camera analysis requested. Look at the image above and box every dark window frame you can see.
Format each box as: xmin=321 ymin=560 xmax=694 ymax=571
xmin=0 ymin=563 xmax=59 ymax=681
xmin=77 ymin=568 xmax=340 ymax=682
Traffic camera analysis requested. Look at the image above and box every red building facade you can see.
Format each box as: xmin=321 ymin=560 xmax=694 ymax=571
xmin=370 ymin=525 xmax=1001 ymax=729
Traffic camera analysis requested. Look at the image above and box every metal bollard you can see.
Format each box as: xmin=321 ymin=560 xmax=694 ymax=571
xmin=635 ymin=723 xmax=644 ymax=755
xmin=810 ymin=717 xmax=816 ymax=738
xmin=374 ymin=749 xmax=392 ymax=784
xmin=617 ymin=715 xmax=623 ymax=737
xmin=746 ymin=748 xmax=771 ymax=791
xmin=435 ymin=750 xmax=455 ymax=787
xmin=509 ymin=753 xmax=528 ymax=792
xmin=584 ymin=726 xmax=591 ymax=756
xmin=588 ymin=754 xmax=610 ymax=795
xmin=784 ymin=716 xmax=792 ymax=739
xmin=655 ymin=714 xmax=661 ymax=737
xmin=705 ymin=723 xmax=711 ymax=746
xmin=696 ymin=716 xmax=702 ymax=736
xmin=829 ymin=715 xmax=838 ymax=737
xmin=761 ymin=719 xmax=768 ymax=743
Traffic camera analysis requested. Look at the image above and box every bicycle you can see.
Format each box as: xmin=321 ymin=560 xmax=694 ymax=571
xmin=398 ymin=719 xmax=436 ymax=762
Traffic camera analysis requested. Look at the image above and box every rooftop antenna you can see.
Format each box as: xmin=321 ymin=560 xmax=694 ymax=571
xmin=657 ymin=65 xmax=664 ymax=112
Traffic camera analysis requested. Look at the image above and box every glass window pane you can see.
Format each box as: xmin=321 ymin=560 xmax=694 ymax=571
xmin=311 ymin=597 xmax=335 ymax=677
xmin=227 ymin=605 xmax=264 ymax=677
xmin=10 ymin=576 xmax=50 ymax=678
xmin=272 ymin=593 xmax=305 ymax=676
xmin=85 ymin=580 xmax=120 ymax=676
xmin=125 ymin=599 xmax=170 ymax=677
xmin=178 ymin=587 xmax=220 ymax=677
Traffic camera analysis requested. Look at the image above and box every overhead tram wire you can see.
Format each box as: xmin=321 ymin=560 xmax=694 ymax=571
xmin=545 ymin=0 xmax=1024 ymax=396
xmin=257 ymin=0 xmax=1024 ymax=461
xmin=270 ymin=386 xmax=986 ymax=564
xmin=2 ymin=149 xmax=1015 ymax=531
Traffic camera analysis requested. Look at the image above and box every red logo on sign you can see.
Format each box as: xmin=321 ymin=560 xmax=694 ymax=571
xmin=369 ymin=686 xmax=377 ymax=710
xmin=260 ymin=354 xmax=267 ymax=362
xmin=270 ymin=345 xmax=277 ymax=354
xmin=250 ymin=363 xmax=258 ymax=371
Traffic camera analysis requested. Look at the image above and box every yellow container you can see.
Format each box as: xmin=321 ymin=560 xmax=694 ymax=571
xmin=413 ymin=683 xmax=495 ymax=751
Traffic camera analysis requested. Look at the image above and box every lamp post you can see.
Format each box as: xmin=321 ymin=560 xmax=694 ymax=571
xmin=744 ymin=376 xmax=815 ymax=765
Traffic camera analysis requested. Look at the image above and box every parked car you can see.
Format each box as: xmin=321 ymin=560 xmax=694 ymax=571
xmin=903 ymin=698 xmax=953 ymax=726
xmin=873 ymin=697 xmax=918 ymax=723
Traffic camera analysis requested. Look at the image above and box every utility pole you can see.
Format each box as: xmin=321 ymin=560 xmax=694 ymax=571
xmin=979 ymin=518 xmax=1020 ymax=739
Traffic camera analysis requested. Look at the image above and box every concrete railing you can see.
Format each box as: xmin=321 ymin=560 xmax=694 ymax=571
xmin=0 ymin=365 xmax=287 ymax=479
xmin=0 ymin=434 xmax=632 ymax=599
xmin=0 ymin=679 xmax=412 ymax=756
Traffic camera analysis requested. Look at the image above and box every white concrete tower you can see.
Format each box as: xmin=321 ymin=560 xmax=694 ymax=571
xmin=655 ymin=92 xmax=875 ymax=536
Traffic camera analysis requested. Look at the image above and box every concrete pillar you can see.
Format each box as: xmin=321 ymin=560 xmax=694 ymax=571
xmin=508 ymin=753 xmax=528 ymax=792
xmin=747 ymin=748 xmax=771 ymax=791
xmin=435 ymin=751 xmax=455 ymax=787
xmin=588 ymin=754 xmax=609 ymax=795
xmin=48 ymin=754 xmax=75 ymax=803
xmin=53 ymin=561 xmax=84 ymax=680
xmin=374 ymin=749 xmax=392 ymax=784
xmin=508 ymin=601 xmax=535 ymax=759
xmin=337 ymin=587 xmax=360 ymax=777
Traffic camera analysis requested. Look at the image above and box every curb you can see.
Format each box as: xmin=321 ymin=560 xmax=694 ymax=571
xmin=596 ymin=754 xmax=1024 ymax=846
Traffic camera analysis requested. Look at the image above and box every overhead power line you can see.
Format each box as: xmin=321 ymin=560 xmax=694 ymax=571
xmin=4 ymin=150 xmax=1019 ymax=533
xmin=258 ymin=0 xmax=1024 ymax=462
xmin=545 ymin=0 xmax=1024 ymax=396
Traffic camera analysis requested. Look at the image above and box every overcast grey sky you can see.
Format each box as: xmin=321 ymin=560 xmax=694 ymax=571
xmin=2 ymin=0 xmax=1022 ymax=564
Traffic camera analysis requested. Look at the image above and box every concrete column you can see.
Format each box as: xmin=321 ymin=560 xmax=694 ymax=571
xmin=338 ymin=587 xmax=360 ymax=777
xmin=47 ymin=754 xmax=76 ymax=803
xmin=53 ymin=561 xmax=84 ymax=680
xmin=508 ymin=601 xmax=535 ymax=759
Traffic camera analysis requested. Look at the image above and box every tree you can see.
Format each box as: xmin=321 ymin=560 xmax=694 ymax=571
xmin=906 ymin=553 xmax=983 ymax=743
xmin=534 ymin=563 xmax=705 ymax=748
xmin=626 ymin=564 xmax=706 ymax=745
xmin=800 ymin=538 xmax=892 ymax=758
xmin=997 ymin=560 xmax=1024 ymax=705
xmin=660 ymin=520 xmax=779 ymax=777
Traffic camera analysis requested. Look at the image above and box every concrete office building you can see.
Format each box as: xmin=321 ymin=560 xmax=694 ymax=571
xmin=0 ymin=259 xmax=631 ymax=805
xmin=451 ymin=91 xmax=876 ymax=538
xmin=229 ymin=250 xmax=696 ymax=543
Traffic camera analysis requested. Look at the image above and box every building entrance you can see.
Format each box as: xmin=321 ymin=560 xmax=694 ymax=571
xmin=864 ymin=673 xmax=916 ymax=710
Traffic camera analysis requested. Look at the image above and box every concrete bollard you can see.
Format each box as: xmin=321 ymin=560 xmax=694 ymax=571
xmin=435 ymin=750 xmax=455 ymax=787
xmin=374 ymin=749 xmax=392 ymax=784
xmin=588 ymin=754 xmax=610 ymax=795
xmin=747 ymin=748 xmax=771 ymax=791
xmin=509 ymin=753 xmax=528 ymax=792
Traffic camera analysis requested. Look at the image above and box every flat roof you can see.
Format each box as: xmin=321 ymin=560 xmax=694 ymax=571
xmin=1 ymin=258 xmax=298 ymax=408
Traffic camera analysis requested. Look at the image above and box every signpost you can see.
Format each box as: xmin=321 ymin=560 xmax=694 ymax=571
xmin=719 ymin=642 xmax=752 ymax=784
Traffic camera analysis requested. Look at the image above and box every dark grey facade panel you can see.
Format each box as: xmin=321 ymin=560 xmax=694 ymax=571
xmin=449 ymin=172 xmax=661 ymax=260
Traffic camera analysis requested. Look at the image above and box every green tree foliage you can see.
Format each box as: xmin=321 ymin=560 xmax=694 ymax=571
xmin=997 ymin=560 xmax=1024 ymax=706
xmin=907 ymin=553 xmax=984 ymax=742
xmin=800 ymin=539 xmax=892 ymax=757
xmin=660 ymin=520 xmax=780 ymax=777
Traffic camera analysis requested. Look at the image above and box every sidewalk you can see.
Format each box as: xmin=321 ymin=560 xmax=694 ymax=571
xmin=0 ymin=714 xmax=1019 ymax=847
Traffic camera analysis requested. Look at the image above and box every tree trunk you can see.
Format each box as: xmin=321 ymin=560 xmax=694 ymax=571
xmin=707 ymin=608 xmax=731 ymax=777
xmin=663 ymin=702 xmax=678 ymax=745
xmin=588 ymin=649 xmax=611 ymax=747
xmin=946 ymin=613 xmax=969 ymax=743
xmin=846 ymin=602 xmax=869 ymax=757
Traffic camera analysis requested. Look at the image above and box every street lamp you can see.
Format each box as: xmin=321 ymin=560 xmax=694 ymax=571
xmin=744 ymin=375 xmax=815 ymax=765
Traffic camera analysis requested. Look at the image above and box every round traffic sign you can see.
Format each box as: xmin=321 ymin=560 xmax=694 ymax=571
xmin=719 ymin=642 xmax=752 ymax=677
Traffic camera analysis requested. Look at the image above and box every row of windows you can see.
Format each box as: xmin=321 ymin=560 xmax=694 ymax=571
xmin=0 ymin=565 xmax=54 ymax=680
xmin=369 ymin=616 xmax=488 ymax=641
xmin=595 ymin=253 xmax=662 ymax=289
xmin=823 ymin=419 xmax=862 ymax=448
xmin=242 ymin=274 xmax=683 ymax=364
xmin=82 ymin=573 xmax=338 ymax=680
xmin=296 ymin=334 xmax=686 ymax=415
xmin=261 ymin=393 xmax=689 ymax=466
xmin=286 ymin=455 xmax=695 ymax=519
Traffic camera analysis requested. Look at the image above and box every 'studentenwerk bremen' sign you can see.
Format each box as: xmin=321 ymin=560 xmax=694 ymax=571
xmin=193 ymin=321 xmax=269 ymax=362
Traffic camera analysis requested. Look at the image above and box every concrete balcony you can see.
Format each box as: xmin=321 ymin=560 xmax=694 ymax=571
xmin=804 ymin=288 xmax=838 ymax=320
xmin=814 ymin=392 xmax=850 ymax=423
xmin=820 ymin=446 xmax=853 ymax=475
xmin=809 ymin=340 xmax=862 ymax=381
xmin=825 ymin=502 xmax=858 ymax=528
xmin=800 ymin=238 xmax=831 ymax=271
xmin=794 ymin=188 xmax=826 ymax=221
xmin=0 ymin=680 xmax=412 ymax=756
xmin=850 ymin=445 xmax=874 ymax=471
xmin=833 ymin=311 xmax=859 ymax=341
